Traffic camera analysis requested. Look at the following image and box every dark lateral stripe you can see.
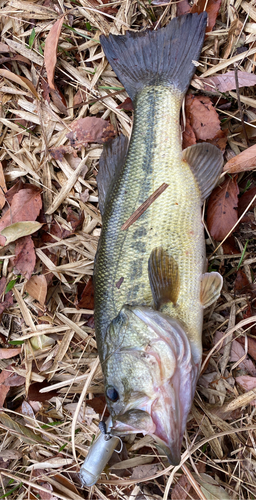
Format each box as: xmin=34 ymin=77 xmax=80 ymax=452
xmin=121 ymin=183 xmax=169 ymax=231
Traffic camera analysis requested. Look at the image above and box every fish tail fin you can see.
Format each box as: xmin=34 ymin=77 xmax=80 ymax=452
xmin=100 ymin=13 xmax=207 ymax=101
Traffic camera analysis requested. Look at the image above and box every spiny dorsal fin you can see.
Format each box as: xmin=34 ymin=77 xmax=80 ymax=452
xmin=200 ymin=272 xmax=223 ymax=308
xmin=97 ymin=134 xmax=129 ymax=216
xmin=148 ymin=247 xmax=180 ymax=309
xmin=182 ymin=143 xmax=223 ymax=202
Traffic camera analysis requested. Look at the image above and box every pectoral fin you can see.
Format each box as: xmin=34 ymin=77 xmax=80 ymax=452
xmin=200 ymin=272 xmax=223 ymax=308
xmin=182 ymin=143 xmax=223 ymax=202
xmin=148 ymin=247 xmax=180 ymax=309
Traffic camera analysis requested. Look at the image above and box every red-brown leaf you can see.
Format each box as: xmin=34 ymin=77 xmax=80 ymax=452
xmin=14 ymin=235 xmax=36 ymax=280
xmin=44 ymin=17 xmax=64 ymax=90
xmin=238 ymin=186 xmax=256 ymax=217
xmin=0 ymin=291 xmax=13 ymax=316
xmin=184 ymin=94 xmax=221 ymax=141
xmin=234 ymin=269 xmax=255 ymax=295
xmin=66 ymin=117 xmax=116 ymax=149
xmin=75 ymin=277 xmax=94 ymax=310
xmin=224 ymin=144 xmax=256 ymax=174
xmin=196 ymin=71 xmax=256 ymax=94
xmin=117 ymin=97 xmax=134 ymax=111
xmin=0 ymin=348 xmax=21 ymax=360
xmin=0 ymin=185 xmax=42 ymax=246
xmin=191 ymin=0 xmax=222 ymax=32
xmin=207 ymin=177 xmax=239 ymax=241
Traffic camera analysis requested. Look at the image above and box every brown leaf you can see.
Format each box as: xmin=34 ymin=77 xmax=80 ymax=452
xmin=28 ymin=382 xmax=58 ymax=402
xmin=0 ymin=368 xmax=11 ymax=407
xmin=0 ymin=277 xmax=6 ymax=298
xmin=0 ymin=185 xmax=42 ymax=246
xmin=73 ymin=88 xmax=87 ymax=108
xmin=238 ymin=186 xmax=256 ymax=217
xmin=44 ymin=17 xmax=64 ymax=90
xmin=66 ymin=117 xmax=116 ymax=149
xmin=197 ymin=71 xmax=256 ymax=94
xmin=190 ymin=0 xmax=222 ymax=32
xmin=86 ymin=395 xmax=109 ymax=415
xmin=230 ymin=339 xmax=256 ymax=376
xmin=224 ymin=144 xmax=256 ymax=174
xmin=0 ymin=291 xmax=13 ymax=316
xmin=237 ymin=336 xmax=256 ymax=362
xmin=25 ymin=275 xmax=48 ymax=305
xmin=207 ymin=177 xmax=239 ymax=241
xmin=222 ymin=236 xmax=239 ymax=254
xmin=223 ymin=18 xmax=244 ymax=59
xmin=0 ymin=162 xmax=6 ymax=209
xmin=117 ymin=97 xmax=134 ymax=111
xmin=75 ymin=277 xmax=94 ymax=309
xmin=234 ymin=269 xmax=255 ymax=295
xmin=204 ymin=128 xmax=228 ymax=152
xmin=0 ymin=348 xmax=21 ymax=360
xmin=0 ymin=69 xmax=38 ymax=99
xmin=14 ymin=236 xmax=36 ymax=280
xmin=184 ymin=95 xmax=221 ymax=141
xmin=177 ymin=0 xmax=191 ymax=15
xmin=49 ymin=145 xmax=77 ymax=161
xmin=236 ymin=375 xmax=256 ymax=394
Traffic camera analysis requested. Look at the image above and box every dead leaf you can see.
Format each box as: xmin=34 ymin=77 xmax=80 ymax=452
xmin=0 ymin=368 xmax=12 ymax=407
xmin=236 ymin=375 xmax=256 ymax=393
xmin=0 ymin=162 xmax=7 ymax=209
xmin=191 ymin=0 xmax=222 ymax=32
xmin=224 ymin=144 xmax=256 ymax=174
xmin=14 ymin=235 xmax=36 ymax=280
xmin=234 ymin=269 xmax=256 ymax=296
xmin=237 ymin=336 xmax=256 ymax=362
xmin=75 ymin=277 xmax=94 ymax=309
xmin=0 ymin=291 xmax=13 ymax=316
xmin=117 ymin=97 xmax=134 ymax=111
xmin=184 ymin=95 xmax=221 ymax=141
xmin=49 ymin=145 xmax=77 ymax=161
xmin=207 ymin=177 xmax=239 ymax=241
xmin=0 ymin=69 xmax=38 ymax=99
xmin=44 ymin=17 xmax=64 ymax=90
xmin=177 ymin=0 xmax=191 ymax=15
xmin=238 ymin=186 xmax=256 ymax=217
xmin=1 ymin=221 xmax=43 ymax=246
xmin=25 ymin=275 xmax=48 ymax=305
xmin=230 ymin=339 xmax=256 ymax=376
xmin=205 ymin=128 xmax=228 ymax=152
xmin=0 ymin=348 xmax=21 ymax=360
xmin=0 ymin=185 xmax=42 ymax=246
xmin=196 ymin=71 xmax=256 ymax=94
xmin=0 ymin=412 xmax=47 ymax=444
xmin=66 ymin=117 xmax=116 ymax=149
xmin=196 ymin=473 xmax=231 ymax=499
xmin=130 ymin=463 xmax=160 ymax=480
xmin=223 ymin=18 xmax=244 ymax=59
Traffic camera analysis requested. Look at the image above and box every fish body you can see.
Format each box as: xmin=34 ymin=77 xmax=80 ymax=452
xmin=94 ymin=13 xmax=223 ymax=463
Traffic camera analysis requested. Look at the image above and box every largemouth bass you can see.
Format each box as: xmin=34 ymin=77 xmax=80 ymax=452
xmin=94 ymin=13 xmax=223 ymax=464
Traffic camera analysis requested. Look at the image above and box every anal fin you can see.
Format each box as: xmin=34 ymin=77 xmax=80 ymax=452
xmin=200 ymin=272 xmax=223 ymax=309
xmin=148 ymin=247 xmax=180 ymax=309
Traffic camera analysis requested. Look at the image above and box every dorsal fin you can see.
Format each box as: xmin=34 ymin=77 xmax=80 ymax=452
xmin=182 ymin=143 xmax=223 ymax=202
xmin=97 ymin=134 xmax=129 ymax=215
xmin=148 ymin=247 xmax=180 ymax=309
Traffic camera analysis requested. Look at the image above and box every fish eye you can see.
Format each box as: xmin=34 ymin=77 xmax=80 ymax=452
xmin=106 ymin=386 xmax=119 ymax=402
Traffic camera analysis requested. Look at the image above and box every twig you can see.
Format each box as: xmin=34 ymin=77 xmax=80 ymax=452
xmin=234 ymin=65 xmax=249 ymax=147
xmin=121 ymin=183 xmax=169 ymax=230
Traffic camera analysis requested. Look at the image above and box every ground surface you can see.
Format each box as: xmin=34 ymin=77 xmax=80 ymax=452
xmin=0 ymin=0 xmax=256 ymax=499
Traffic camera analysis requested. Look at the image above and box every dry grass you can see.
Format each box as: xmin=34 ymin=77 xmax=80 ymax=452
xmin=0 ymin=1 xmax=256 ymax=499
